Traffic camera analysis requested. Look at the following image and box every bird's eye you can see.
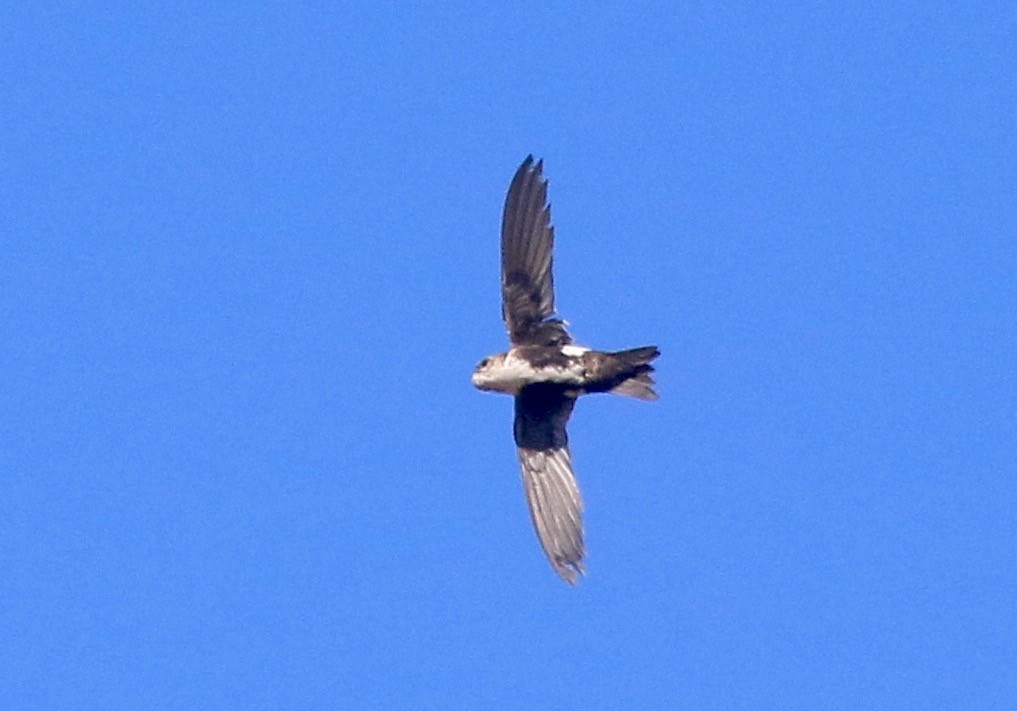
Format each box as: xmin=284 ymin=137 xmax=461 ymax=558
xmin=479 ymin=358 xmax=490 ymax=368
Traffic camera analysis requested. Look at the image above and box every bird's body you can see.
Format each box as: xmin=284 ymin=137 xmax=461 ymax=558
xmin=472 ymin=156 xmax=659 ymax=584
xmin=473 ymin=345 xmax=659 ymax=398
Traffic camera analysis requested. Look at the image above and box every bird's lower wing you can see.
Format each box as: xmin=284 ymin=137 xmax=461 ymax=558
xmin=514 ymin=385 xmax=584 ymax=584
xmin=517 ymin=446 xmax=585 ymax=584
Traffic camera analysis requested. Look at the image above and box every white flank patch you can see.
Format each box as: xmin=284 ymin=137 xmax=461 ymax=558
xmin=474 ymin=350 xmax=586 ymax=395
xmin=560 ymin=344 xmax=590 ymax=357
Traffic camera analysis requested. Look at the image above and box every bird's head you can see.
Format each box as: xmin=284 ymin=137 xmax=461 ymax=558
xmin=471 ymin=353 xmax=509 ymax=392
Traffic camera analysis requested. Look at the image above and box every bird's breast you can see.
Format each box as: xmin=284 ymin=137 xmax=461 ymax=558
xmin=504 ymin=348 xmax=586 ymax=388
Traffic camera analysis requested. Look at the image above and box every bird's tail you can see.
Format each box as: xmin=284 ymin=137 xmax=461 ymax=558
xmin=607 ymin=346 xmax=660 ymax=401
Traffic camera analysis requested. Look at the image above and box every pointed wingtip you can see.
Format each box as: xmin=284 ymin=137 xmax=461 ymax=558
xmin=511 ymin=155 xmax=542 ymax=185
xmin=554 ymin=559 xmax=584 ymax=586
xmin=519 ymin=154 xmax=543 ymax=174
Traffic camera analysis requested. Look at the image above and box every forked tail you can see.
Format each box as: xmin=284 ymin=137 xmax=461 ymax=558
xmin=607 ymin=346 xmax=660 ymax=401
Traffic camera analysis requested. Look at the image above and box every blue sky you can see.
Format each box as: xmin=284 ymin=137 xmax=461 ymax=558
xmin=3 ymin=3 xmax=1015 ymax=708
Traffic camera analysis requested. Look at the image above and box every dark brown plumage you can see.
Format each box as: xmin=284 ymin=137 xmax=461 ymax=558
xmin=473 ymin=156 xmax=659 ymax=584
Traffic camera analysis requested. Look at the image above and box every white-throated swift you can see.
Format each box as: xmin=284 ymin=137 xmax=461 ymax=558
xmin=472 ymin=156 xmax=659 ymax=584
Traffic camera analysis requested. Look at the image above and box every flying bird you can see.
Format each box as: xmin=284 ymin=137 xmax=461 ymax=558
xmin=472 ymin=156 xmax=659 ymax=584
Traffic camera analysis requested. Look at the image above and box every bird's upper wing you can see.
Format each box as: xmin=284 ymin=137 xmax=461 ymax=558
xmin=513 ymin=384 xmax=584 ymax=584
xmin=501 ymin=156 xmax=571 ymax=347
